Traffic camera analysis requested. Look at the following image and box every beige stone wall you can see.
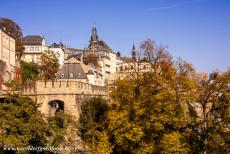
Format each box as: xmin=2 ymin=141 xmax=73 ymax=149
xmin=0 ymin=29 xmax=16 ymax=83
xmin=23 ymin=80 xmax=107 ymax=96
xmin=0 ymin=30 xmax=15 ymax=67
xmin=23 ymin=80 xmax=108 ymax=118
xmin=37 ymin=94 xmax=80 ymax=119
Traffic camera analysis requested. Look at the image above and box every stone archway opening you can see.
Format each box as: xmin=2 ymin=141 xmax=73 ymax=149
xmin=48 ymin=100 xmax=64 ymax=117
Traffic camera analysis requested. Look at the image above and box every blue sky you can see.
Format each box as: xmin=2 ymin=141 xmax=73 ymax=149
xmin=1 ymin=0 xmax=230 ymax=73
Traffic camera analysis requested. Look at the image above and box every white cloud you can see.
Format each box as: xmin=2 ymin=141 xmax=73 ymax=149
xmin=145 ymin=0 xmax=203 ymax=11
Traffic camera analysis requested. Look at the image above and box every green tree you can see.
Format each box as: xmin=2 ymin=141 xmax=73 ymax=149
xmin=3 ymin=80 xmax=21 ymax=91
xmin=48 ymin=111 xmax=76 ymax=147
xmin=0 ymin=94 xmax=50 ymax=148
xmin=21 ymin=61 xmax=39 ymax=83
xmin=159 ymin=132 xmax=190 ymax=154
xmin=39 ymin=50 xmax=59 ymax=80
xmin=0 ymin=18 xmax=24 ymax=59
xmin=79 ymin=97 xmax=111 ymax=153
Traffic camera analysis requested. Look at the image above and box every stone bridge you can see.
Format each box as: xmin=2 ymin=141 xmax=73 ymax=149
xmin=22 ymin=80 xmax=108 ymax=119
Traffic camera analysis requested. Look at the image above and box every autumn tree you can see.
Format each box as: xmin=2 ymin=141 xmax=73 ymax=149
xmin=39 ymin=50 xmax=59 ymax=80
xmin=20 ymin=61 xmax=39 ymax=83
xmin=0 ymin=94 xmax=82 ymax=153
xmin=0 ymin=18 xmax=24 ymax=59
xmin=79 ymin=97 xmax=112 ymax=153
xmin=188 ymin=70 xmax=230 ymax=154
xmin=48 ymin=111 xmax=78 ymax=149
xmin=79 ymin=38 xmax=229 ymax=154
xmin=0 ymin=94 xmax=50 ymax=149
xmin=78 ymin=39 xmax=196 ymax=153
xmin=106 ymin=39 xmax=194 ymax=153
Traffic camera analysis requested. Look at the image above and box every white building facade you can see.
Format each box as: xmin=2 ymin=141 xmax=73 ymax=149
xmin=22 ymin=35 xmax=47 ymax=63
xmin=48 ymin=43 xmax=65 ymax=68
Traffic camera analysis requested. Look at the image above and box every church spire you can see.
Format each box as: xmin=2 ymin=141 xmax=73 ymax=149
xmin=91 ymin=25 xmax=98 ymax=42
xmin=132 ymin=43 xmax=137 ymax=61
xmin=132 ymin=43 xmax=135 ymax=50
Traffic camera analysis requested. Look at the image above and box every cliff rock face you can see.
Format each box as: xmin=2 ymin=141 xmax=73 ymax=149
xmin=48 ymin=114 xmax=88 ymax=154
xmin=62 ymin=125 xmax=88 ymax=154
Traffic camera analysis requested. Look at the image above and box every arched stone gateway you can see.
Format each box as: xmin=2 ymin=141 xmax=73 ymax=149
xmin=48 ymin=100 xmax=64 ymax=117
xmin=22 ymin=80 xmax=108 ymax=119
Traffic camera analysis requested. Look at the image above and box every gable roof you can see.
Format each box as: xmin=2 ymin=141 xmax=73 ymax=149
xmin=57 ymin=63 xmax=87 ymax=79
xmin=23 ymin=35 xmax=44 ymax=45
xmin=68 ymin=53 xmax=83 ymax=61
xmin=88 ymin=40 xmax=111 ymax=52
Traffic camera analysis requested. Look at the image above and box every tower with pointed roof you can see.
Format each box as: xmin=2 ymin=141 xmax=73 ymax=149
xmin=87 ymin=25 xmax=111 ymax=52
xmin=131 ymin=44 xmax=137 ymax=61
xmin=91 ymin=26 xmax=98 ymax=42
xmin=84 ymin=25 xmax=117 ymax=79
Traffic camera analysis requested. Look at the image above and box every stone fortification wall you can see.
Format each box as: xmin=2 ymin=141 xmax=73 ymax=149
xmin=23 ymin=80 xmax=107 ymax=95
xmin=22 ymin=80 xmax=108 ymax=118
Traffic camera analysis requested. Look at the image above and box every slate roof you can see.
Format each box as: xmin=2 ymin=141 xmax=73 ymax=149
xmin=23 ymin=35 xmax=43 ymax=45
xmin=57 ymin=63 xmax=87 ymax=79
xmin=49 ymin=42 xmax=64 ymax=48
xmin=88 ymin=40 xmax=111 ymax=52
xmin=67 ymin=48 xmax=85 ymax=53
xmin=63 ymin=48 xmax=84 ymax=59
xmin=99 ymin=40 xmax=111 ymax=50
xmin=67 ymin=53 xmax=83 ymax=61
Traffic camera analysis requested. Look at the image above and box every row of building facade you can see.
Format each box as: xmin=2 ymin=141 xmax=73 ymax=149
xmin=21 ymin=26 xmax=151 ymax=86
xmin=1 ymin=24 xmax=227 ymax=91
xmin=0 ymin=25 xmax=150 ymax=90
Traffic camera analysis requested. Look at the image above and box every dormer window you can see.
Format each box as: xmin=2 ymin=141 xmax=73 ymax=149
xmin=70 ymin=73 xmax=73 ymax=78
